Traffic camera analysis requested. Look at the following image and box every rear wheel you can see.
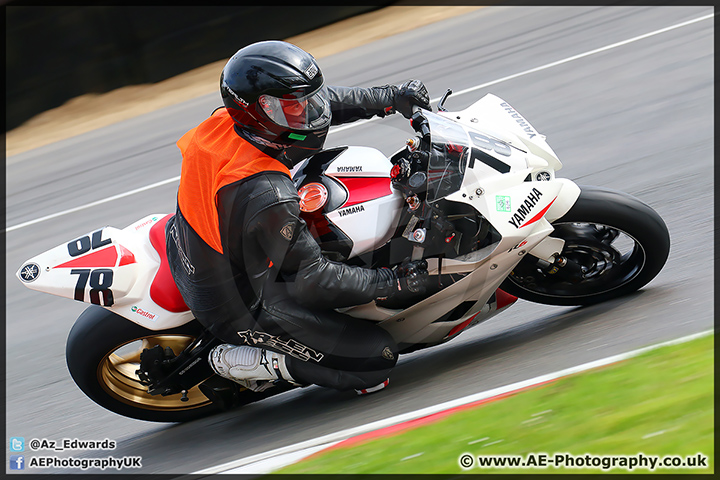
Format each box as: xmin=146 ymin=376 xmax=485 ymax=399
xmin=67 ymin=306 xmax=270 ymax=422
xmin=500 ymin=185 xmax=670 ymax=306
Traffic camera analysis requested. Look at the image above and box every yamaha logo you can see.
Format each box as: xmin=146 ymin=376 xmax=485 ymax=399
xmin=338 ymin=205 xmax=365 ymax=217
xmin=508 ymin=188 xmax=544 ymax=229
xmin=536 ymin=171 xmax=552 ymax=181
xmin=19 ymin=263 xmax=40 ymax=283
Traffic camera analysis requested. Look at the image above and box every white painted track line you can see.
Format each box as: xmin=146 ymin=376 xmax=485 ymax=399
xmin=6 ymin=13 xmax=713 ymax=234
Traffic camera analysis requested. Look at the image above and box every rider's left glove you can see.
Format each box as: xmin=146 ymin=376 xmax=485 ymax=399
xmin=375 ymin=259 xmax=431 ymax=301
xmin=394 ymin=259 xmax=430 ymax=294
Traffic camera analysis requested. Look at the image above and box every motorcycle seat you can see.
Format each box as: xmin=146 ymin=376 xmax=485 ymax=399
xmin=148 ymin=214 xmax=190 ymax=313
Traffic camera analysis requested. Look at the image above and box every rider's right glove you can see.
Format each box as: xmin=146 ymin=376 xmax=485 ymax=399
xmin=376 ymin=259 xmax=431 ymax=300
xmin=392 ymin=80 xmax=431 ymax=119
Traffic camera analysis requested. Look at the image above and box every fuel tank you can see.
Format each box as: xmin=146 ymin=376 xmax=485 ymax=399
xmin=293 ymin=146 xmax=405 ymax=259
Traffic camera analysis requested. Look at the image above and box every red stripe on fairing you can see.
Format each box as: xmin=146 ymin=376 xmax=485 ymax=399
xmin=446 ymin=289 xmax=518 ymax=338
xmin=54 ymin=245 xmax=137 ymax=268
xmin=54 ymin=246 xmax=118 ymax=268
xmin=300 ymin=209 xmax=333 ymax=237
xmin=495 ymin=288 xmax=518 ymax=309
xmin=334 ymin=177 xmax=393 ymax=208
xmin=117 ymin=245 xmax=137 ymax=266
xmin=519 ymin=196 xmax=557 ymax=228
xmin=447 ymin=313 xmax=480 ymax=338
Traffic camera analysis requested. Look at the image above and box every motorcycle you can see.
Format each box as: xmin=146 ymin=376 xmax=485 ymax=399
xmin=16 ymin=92 xmax=670 ymax=422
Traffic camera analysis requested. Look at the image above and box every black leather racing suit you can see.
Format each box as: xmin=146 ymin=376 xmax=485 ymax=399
xmin=166 ymin=85 xmax=402 ymax=391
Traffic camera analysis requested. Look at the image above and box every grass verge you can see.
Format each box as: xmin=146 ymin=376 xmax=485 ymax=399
xmin=277 ymin=333 xmax=714 ymax=474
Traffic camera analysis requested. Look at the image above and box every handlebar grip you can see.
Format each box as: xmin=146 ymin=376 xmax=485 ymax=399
xmin=410 ymin=109 xmax=431 ymax=139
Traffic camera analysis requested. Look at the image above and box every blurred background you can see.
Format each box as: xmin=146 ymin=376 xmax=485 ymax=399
xmin=5 ymin=4 xmax=392 ymax=131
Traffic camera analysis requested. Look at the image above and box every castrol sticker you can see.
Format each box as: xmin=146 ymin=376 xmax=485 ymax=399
xmin=131 ymin=306 xmax=157 ymax=321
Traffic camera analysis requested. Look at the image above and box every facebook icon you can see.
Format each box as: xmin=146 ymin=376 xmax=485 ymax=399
xmin=10 ymin=455 xmax=25 ymax=470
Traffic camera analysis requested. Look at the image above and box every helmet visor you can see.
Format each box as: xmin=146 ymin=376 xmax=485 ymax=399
xmin=258 ymin=86 xmax=331 ymax=131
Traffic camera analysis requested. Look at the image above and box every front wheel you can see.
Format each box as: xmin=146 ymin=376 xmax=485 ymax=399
xmin=500 ymin=185 xmax=670 ymax=306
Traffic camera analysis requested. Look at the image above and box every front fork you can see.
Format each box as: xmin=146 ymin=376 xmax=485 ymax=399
xmin=533 ymin=254 xmax=586 ymax=283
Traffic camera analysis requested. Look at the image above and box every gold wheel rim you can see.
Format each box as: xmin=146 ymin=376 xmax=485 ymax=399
xmin=97 ymin=335 xmax=211 ymax=411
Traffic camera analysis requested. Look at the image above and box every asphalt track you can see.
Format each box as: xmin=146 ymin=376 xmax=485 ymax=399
xmin=5 ymin=6 xmax=713 ymax=475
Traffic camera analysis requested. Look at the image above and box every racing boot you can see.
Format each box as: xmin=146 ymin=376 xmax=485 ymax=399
xmin=209 ymin=344 xmax=297 ymax=392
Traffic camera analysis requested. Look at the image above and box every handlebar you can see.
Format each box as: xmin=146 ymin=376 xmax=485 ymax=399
xmin=410 ymin=108 xmax=431 ymax=140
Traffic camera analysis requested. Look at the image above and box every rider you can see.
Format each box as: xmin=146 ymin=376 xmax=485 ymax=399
xmin=165 ymin=40 xmax=431 ymax=396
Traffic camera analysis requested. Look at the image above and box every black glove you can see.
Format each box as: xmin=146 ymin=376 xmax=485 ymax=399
xmin=393 ymin=80 xmax=431 ymax=119
xmin=376 ymin=259 xmax=431 ymax=300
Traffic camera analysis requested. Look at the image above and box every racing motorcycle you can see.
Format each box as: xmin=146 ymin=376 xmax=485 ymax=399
xmin=16 ymin=92 xmax=670 ymax=422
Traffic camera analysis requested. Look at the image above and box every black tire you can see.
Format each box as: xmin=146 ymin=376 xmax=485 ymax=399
xmin=66 ymin=305 xmax=225 ymax=422
xmin=499 ymin=185 xmax=670 ymax=306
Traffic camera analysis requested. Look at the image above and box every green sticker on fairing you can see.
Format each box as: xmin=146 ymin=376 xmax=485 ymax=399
xmin=496 ymin=195 xmax=512 ymax=212
xmin=288 ymin=133 xmax=307 ymax=141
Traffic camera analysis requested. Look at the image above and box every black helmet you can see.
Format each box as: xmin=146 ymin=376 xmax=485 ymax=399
xmin=220 ymin=41 xmax=331 ymax=165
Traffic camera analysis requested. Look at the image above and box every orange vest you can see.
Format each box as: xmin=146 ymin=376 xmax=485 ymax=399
xmin=176 ymin=109 xmax=291 ymax=254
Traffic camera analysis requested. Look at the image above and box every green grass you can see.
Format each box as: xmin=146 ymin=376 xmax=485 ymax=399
xmin=277 ymin=334 xmax=714 ymax=474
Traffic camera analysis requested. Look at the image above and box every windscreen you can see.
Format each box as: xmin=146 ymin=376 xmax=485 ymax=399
xmin=425 ymin=112 xmax=471 ymax=202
